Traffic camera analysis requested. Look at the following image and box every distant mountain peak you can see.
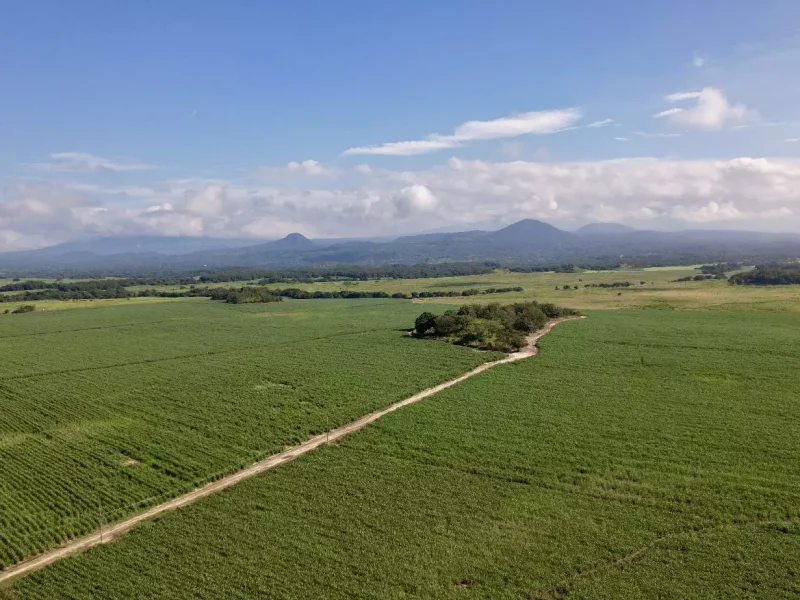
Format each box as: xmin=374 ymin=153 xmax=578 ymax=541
xmin=283 ymin=232 xmax=310 ymax=243
xmin=269 ymin=232 xmax=314 ymax=249
xmin=488 ymin=219 xmax=571 ymax=244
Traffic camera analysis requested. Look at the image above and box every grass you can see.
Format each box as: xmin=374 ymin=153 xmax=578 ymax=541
xmin=0 ymin=296 xmax=193 ymax=312
xmin=281 ymin=269 xmax=800 ymax=312
xmin=8 ymin=267 xmax=800 ymax=314
xmin=0 ymin=298 xmax=499 ymax=569
xmin=5 ymin=309 xmax=800 ymax=598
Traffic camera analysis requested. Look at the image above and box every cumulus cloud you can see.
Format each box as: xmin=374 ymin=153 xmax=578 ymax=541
xmin=256 ymin=159 xmax=340 ymax=179
xmin=0 ymin=182 xmax=116 ymax=250
xmin=342 ymin=108 xmax=581 ymax=156
xmin=392 ymin=184 xmax=439 ymax=218
xmin=655 ymin=87 xmax=753 ymax=129
xmin=394 ymin=156 xmax=800 ymax=228
xmin=3 ymin=157 xmax=800 ymax=250
xmin=27 ymin=152 xmax=153 ymax=173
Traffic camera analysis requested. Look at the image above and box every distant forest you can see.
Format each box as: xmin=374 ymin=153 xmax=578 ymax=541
xmin=729 ymin=264 xmax=800 ymax=285
xmin=0 ymin=278 xmax=524 ymax=304
xmin=0 ymin=261 xmax=605 ymax=282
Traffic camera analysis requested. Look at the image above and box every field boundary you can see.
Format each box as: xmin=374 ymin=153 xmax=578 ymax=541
xmin=0 ymin=316 xmax=583 ymax=585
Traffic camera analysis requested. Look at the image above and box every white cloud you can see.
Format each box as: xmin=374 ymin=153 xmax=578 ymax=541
xmin=256 ymin=160 xmax=340 ymax=179
xmin=692 ymin=55 xmax=708 ymax=68
xmin=655 ymin=87 xmax=753 ymax=129
xmin=391 ymin=156 xmax=800 ymax=228
xmin=450 ymin=109 xmax=580 ymax=140
xmin=4 ymin=156 xmax=800 ymax=250
xmin=588 ymin=119 xmax=614 ymax=128
xmin=287 ymin=160 xmax=340 ymax=178
xmin=665 ymin=92 xmax=703 ymax=102
xmin=343 ymin=139 xmax=459 ymax=156
xmin=354 ymin=164 xmax=373 ymax=174
xmin=787 ymin=138 xmax=799 ymax=142
xmin=615 ymin=137 xmax=630 ymax=142
xmin=392 ymin=184 xmax=439 ymax=218
xmin=342 ymin=108 xmax=581 ymax=156
xmin=27 ymin=152 xmax=153 ymax=173
xmin=635 ymin=132 xmax=683 ymax=138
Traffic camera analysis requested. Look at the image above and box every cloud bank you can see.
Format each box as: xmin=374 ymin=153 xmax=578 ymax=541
xmin=3 ymin=156 xmax=800 ymax=250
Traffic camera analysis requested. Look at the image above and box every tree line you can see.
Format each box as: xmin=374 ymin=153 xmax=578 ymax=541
xmin=728 ymin=263 xmax=800 ymax=285
xmin=0 ymin=282 xmax=524 ymax=303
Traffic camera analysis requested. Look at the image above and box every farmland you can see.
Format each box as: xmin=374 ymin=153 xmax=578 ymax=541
xmin=4 ymin=308 xmax=800 ymax=598
xmin=125 ymin=265 xmax=800 ymax=313
xmin=0 ymin=298 xmax=498 ymax=569
xmin=1 ymin=269 xmax=799 ymax=598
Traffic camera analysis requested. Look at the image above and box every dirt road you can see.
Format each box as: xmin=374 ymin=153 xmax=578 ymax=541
xmin=0 ymin=316 xmax=582 ymax=585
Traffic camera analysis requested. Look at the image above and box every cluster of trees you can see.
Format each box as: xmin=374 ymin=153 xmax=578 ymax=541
xmin=197 ymin=262 xmax=501 ymax=284
xmin=207 ymin=287 xmax=282 ymax=304
xmin=699 ymin=262 xmax=742 ymax=276
xmin=263 ymin=288 xmax=393 ymax=300
xmin=0 ymin=279 xmax=133 ymax=302
xmin=728 ymin=263 xmax=800 ymax=285
xmin=673 ymin=274 xmax=725 ymax=282
xmin=0 ymin=278 xmax=195 ymax=292
xmin=413 ymin=301 xmax=578 ymax=352
xmin=2 ymin=304 xmax=35 ymax=314
xmin=557 ymin=281 xmax=645 ymax=290
xmin=134 ymin=286 xmax=523 ymax=301
xmin=583 ymin=281 xmax=640 ymax=288
xmin=410 ymin=286 xmax=523 ymax=299
xmin=510 ymin=263 xmax=618 ymax=273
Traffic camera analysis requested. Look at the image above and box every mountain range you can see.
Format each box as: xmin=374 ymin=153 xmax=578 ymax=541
xmin=2 ymin=220 xmax=800 ymax=275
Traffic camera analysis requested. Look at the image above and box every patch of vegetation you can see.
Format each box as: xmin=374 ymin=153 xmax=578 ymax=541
xmin=9 ymin=310 xmax=800 ymax=599
xmin=414 ymin=301 xmax=578 ymax=352
xmin=729 ymin=263 xmax=800 ymax=285
xmin=673 ymin=274 xmax=726 ymax=282
xmin=10 ymin=304 xmax=35 ymax=314
xmin=209 ymin=287 xmax=282 ymax=304
xmin=583 ymin=281 xmax=636 ymax=288
xmin=698 ymin=261 xmax=743 ymax=276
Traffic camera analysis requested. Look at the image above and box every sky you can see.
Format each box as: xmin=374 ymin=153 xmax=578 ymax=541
xmin=2 ymin=1 xmax=800 ymax=250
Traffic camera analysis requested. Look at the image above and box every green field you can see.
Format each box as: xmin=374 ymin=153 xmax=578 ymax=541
xmin=0 ymin=298 xmax=498 ymax=568
xmin=242 ymin=268 xmax=799 ymax=312
xmin=4 ymin=309 xmax=800 ymax=598
xmin=2 ymin=271 xmax=800 ymax=598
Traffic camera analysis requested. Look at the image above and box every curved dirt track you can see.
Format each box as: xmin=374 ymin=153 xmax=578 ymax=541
xmin=0 ymin=316 xmax=582 ymax=585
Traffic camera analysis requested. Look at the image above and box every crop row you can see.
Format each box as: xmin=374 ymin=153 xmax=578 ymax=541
xmin=0 ymin=299 xmax=496 ymax=569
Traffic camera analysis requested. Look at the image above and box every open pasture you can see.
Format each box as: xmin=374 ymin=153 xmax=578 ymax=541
xmin=254 ymin=268 xmax=800 ymax=313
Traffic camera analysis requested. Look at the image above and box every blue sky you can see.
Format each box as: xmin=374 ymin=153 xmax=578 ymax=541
xmin=1 ymin=1 xmax=800 ymax=248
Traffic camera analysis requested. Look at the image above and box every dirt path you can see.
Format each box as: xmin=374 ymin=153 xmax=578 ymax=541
xmin=0 ymin=316 xmax=583 ymax=585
